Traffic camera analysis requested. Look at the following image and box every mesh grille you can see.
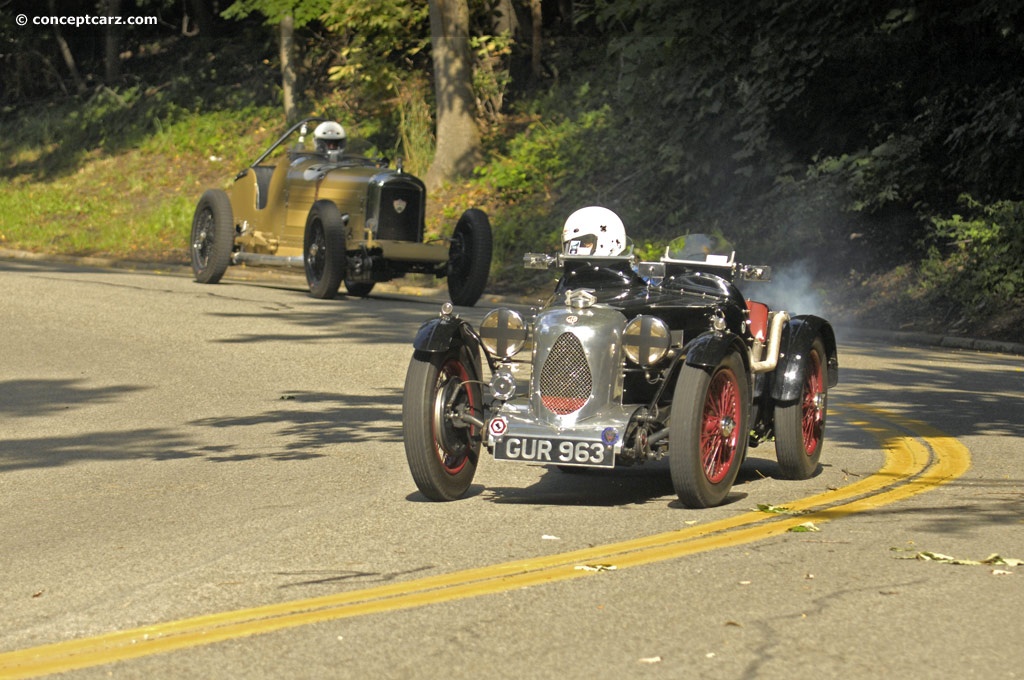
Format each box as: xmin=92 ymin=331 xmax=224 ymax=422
xmin=539 ymin=332 xmax=592 ymax=415
xmin=376 ymin=185 xmax=422 ymax=242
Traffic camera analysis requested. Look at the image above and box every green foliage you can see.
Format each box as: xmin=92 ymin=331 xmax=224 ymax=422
xmin=553 ymin=0 xmax=1024 ymax=278
xmin=222 ymin=0 xmax=332 ymax=27
xmin=923 ymin=196 xmax=1024 ymax=307
xmin=470 ymin=32 xmax=513 ymax=126
xmin=469 ymin=102 xmax=630 ymax=283
xmin=0 ymin=109 xmax=275 ymax=257
xmin=322 ymin=0 xmax=430 ymax=95
xmin=478 ymin=106 xmax=612 ymax=202
xmin=3 ymin=0 xmax=1023 ymax=341
xmin=317 ymin=1 xmax=432 ymax=170
xmin=0 ymin=17 xmax=283 ymax=258
xmin=1 ymin=32 xmax=279 ymax=181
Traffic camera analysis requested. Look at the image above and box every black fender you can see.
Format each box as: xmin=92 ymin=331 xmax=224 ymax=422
xmin=412 ymin=314 xmax=485 ymax=382
xmin=771 ymin=315 xmax=839 ymax=402
xmin=684 ymin=331 xmax=750 ymax=372
xmin=413 ymin=314 xmax=467 ymax=354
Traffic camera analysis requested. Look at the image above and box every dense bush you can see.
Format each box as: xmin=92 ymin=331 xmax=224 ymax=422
xmin=924 ymin=197 xmax=1024 ymax=307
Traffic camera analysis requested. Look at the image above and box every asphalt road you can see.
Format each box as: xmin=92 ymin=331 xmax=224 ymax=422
xmin=1 ymin=258 xmax=1022 ymax=679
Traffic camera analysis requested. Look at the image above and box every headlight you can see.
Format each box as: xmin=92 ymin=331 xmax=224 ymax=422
xmin=622 ymin=315 xmax=671 ymax=367
xmin=479 ymin=308 xmax=528 ymax=358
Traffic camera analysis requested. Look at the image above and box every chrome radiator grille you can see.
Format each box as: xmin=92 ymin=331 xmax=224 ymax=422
xmin=539 ymin=332 xmax=592 ymax=415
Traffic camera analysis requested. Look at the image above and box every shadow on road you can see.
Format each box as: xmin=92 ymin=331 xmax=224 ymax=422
xmin=0 ymin=383 xmax=403 ymax=472
xmin=830 ymin=339 xmax=1024 ymax=443
xmin=0 ymin=378 xmax=145 ymax=419
xmin=190 ymin=389 xmax=404 ymax=454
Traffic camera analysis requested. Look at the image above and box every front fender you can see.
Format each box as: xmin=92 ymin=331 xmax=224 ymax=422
xmin=771 ymin=315 xmax=839 ymax=402
xmin=412 ymin=314 xmax=485 ymax=378
xmin=413 ymin=314 xmax=479 ymax=353
xmin=684 ymin=331 xmax=749 ymax=371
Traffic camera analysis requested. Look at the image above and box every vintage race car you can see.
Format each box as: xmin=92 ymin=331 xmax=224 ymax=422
xmin=402 ymin=233 xmax=839 ymax=508
xmin=189 ymin=117 xmax=492 ymax=305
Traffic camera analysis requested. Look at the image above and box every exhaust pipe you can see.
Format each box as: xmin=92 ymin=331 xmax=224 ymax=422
xmin=231 ymin=252 xmax=304 ymax=267
xmin=750 ymin=311 xmax=790 ymax=373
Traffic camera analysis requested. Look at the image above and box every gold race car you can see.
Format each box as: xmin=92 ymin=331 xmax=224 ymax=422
xmin=190 ymin=117 xmax=492 ymax=305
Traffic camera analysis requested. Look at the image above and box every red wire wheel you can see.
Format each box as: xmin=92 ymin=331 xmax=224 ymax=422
xmin=774 ymin=337 xmax=828 ymax=480
xmin=670 ymin=351 xmax=750 ymax=508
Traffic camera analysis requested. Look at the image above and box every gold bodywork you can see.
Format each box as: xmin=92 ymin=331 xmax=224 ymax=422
xmin=227 ymin=151 xmax=447 ymax=265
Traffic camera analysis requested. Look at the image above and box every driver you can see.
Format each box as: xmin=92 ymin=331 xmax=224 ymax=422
xmin=562 ymin=206 xmax=626 ymax=256
xmin=313 ymin=121 xmax=346 ymax=161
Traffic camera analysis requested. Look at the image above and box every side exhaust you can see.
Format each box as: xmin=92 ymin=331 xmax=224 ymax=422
xmin=750 ymin=311 xmax=790 ymax=373
xmin=231 ymin=252 xmax=304 ymax=267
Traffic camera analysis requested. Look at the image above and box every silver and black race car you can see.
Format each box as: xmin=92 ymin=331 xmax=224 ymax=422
xmin=402 ymin=234 xmax=839 ymax=508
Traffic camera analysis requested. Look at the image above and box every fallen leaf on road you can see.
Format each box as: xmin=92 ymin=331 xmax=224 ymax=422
xmin=755 ymin=503 xmax=796 ymax=514
xmin=788 ymin=521 xmax=820 ymax=532
xmin=900 ymin=551 xmax=1024 ymax=566
xmin=575 ymin=564 xmax=617 ymax=572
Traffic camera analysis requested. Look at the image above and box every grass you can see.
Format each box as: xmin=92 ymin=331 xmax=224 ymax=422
xmin=0 ymin=106 xmax=281 ymax=261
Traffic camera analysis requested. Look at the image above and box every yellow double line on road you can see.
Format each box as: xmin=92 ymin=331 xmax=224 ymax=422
xmin=0 ymin=405 xmax=970 ymax=679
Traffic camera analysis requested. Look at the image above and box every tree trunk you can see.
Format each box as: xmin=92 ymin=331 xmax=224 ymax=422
xmin=185 ymin=0 xmax=216 ymax=43
xmin=426 ymin=0 xmax=482 ymax=191
xmin=558 ymin=0 xmax=573 ymax=30
xmin=530 ymin=0 xmax=542 ymax=79
xmin=101 ymin=0 xmax=122 ymax=84
xmin=279 ymin=14 xmax=298 ymax=123
xmin=49 ymin=0 xmax=85 ymax=94
xmin=494 ymin=0 xmax=518 ymax=36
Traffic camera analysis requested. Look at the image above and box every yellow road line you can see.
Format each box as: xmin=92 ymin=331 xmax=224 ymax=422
xmin=0 ymin=406 xmax=971 ymax=679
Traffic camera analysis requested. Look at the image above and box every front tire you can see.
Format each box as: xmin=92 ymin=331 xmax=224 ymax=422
xmin=190 ymin=189 xmax=234 ymax=284
xmin=447 ymin=209 xmax=492 ymax=307
xmin=403 ymin=348 xmax=482 ymax=501
xmin=774 ymin=337 xmax=827 ymax=479
xmin=303 ymin=201 xmax=346 ymax=299
xmin=670 ymin=352 xmax=750 ymax=508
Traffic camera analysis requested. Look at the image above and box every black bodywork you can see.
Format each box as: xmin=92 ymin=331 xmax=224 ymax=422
xmin=403 ymin=242 xmax=839 ymax=508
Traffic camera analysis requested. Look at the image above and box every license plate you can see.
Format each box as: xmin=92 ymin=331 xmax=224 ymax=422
xmin=494 ymin=436 xmax=613 ymax=468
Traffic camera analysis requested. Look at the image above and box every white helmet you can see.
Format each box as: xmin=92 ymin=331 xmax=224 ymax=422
xmin=562 ymin=206 xmax=627 ymax=256
xmin=314 ymin=121 xmax=346 ymax=160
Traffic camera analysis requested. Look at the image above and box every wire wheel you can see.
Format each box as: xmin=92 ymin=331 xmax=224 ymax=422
xmin=403 ymin=348 xmax=482 ymax=501
xmin=670 ymin=351 xmax=750 ymax=508
xmin=774 ymin=337 xmax=827 ymax=479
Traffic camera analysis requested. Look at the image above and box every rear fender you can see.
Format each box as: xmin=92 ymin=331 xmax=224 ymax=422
xmin=771 ymin=315 xmax=839 ymax=402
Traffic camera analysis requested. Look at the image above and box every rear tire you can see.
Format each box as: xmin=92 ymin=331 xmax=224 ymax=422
xmin=344 ymin=280 xmax=375 ymax=297
xmin=303 ymin=201 xmax=346 ymax=299
xmin=670 ymin=352 xmax=749 ymax=508
xmin=403 ymin=348 xmax=482 ymax=501
xmin=447 ymin=209 xmax=492 ymax=307
xmin=774 ymin=337 xmax=827 ymax=479
xmin=190 ymin=189 xmax=234 ymax=284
